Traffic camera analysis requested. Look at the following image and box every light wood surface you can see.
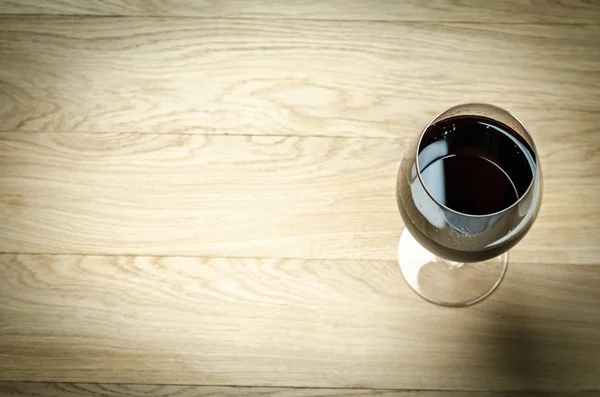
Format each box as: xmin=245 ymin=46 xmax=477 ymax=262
xmin=1 ymin=1 xmax=600 ymax=395
xmin=1 ymin=254 xmax=599 ymax=390
xmin=1 ymin=18 xmax=599 ymax=138
xmin=0 ymin=0 xmax=599 ymax=23
xmin=1 ymin=383 xmax=598 ymax=397
xmin=0 ymin=132 xmax=598 ymax=263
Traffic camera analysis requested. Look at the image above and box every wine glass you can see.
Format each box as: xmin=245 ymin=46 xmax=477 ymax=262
xmin=396 ymin=103 xmax=542 ymax=307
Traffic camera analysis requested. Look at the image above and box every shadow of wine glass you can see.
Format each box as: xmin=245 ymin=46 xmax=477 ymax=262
xmin=479 ymin=264 xmax=600 ymax=392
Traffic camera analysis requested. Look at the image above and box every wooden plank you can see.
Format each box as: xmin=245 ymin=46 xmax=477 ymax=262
xmin=1 ymin=18 xmax=599 ymax=138
xmin=0 ymin=383 xmax=597 ymax=397
xmin=0 ymin=132 xmax=598 ymax=263
xmin=0 ymin=254 xmax=599 ymax=390
xmin=0 ymin=0 xmax=599 ymax=23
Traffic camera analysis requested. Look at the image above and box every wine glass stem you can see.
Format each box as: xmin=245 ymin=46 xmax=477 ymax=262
xmin=444 ymin=260 xmax=464 ymax=270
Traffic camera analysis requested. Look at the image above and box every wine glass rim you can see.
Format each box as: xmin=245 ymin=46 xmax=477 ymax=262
xmin=415 ymin=102 xmax=540 ymax=218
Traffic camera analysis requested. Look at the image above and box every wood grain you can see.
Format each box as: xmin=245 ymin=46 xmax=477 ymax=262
xmin=0 ymin=0 xmax=599 ymax=23
xmin=1 ymin=18 xmax=599 ymax=138
xmin=0 ymin=383 xmax=598 ymax=397
xmin=0 ymin=132 xmax=598 ymax=262
xmin=1 ymin=254 xmax=599 ymax=390
xmin=1 ymin=7 xmax=599 ymax=394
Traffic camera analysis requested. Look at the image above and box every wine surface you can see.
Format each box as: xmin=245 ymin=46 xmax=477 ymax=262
xmin=418 ymin=115 xmax=535 ymax=215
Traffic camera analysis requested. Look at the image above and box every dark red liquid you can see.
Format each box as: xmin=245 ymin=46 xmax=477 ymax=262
xmin=418 ymin=115 xmax=535 ymax=215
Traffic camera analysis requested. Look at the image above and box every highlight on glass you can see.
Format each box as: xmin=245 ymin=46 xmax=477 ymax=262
xmin=396 ymin=103 xmax=542 ymax=307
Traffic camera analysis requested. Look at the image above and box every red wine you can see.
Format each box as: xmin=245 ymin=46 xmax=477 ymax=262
xmin=397 ymin=110 xmax=541 ymax=263
xmin=418 ymin=115 xmax=535 ymax=216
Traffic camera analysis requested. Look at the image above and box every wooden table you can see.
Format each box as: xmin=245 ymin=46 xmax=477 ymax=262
xmin=1 ymin=1 xmax=599 ymax=396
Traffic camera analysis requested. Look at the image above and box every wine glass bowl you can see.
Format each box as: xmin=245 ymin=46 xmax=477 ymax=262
xmin=396 ymin=103 xmax=542 ymax=306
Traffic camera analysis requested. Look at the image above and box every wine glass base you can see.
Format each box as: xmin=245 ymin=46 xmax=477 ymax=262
xmin=398 ymin=228 xmax=508 ymax=307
